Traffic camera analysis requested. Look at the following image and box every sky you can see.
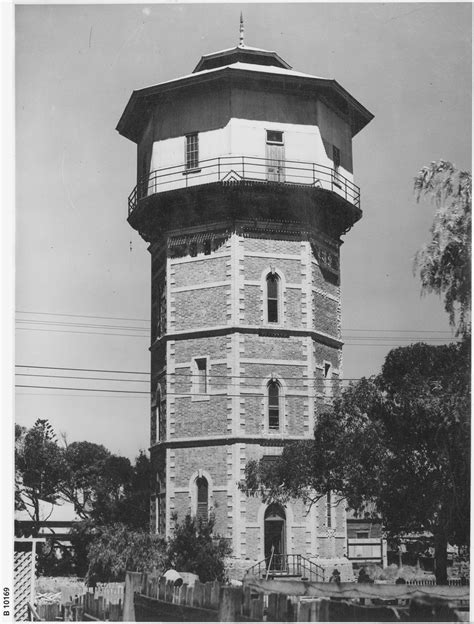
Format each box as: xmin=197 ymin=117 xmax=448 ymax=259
xmin=11 ymin=2 xmax=472 ymax=464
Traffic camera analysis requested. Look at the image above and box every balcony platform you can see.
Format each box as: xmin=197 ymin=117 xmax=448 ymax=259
xmin=127 ymin=158 xmax=362 ymax=243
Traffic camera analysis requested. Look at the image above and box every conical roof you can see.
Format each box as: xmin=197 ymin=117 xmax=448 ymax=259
xmin=193 ymin=45 xmax=292 ymax=72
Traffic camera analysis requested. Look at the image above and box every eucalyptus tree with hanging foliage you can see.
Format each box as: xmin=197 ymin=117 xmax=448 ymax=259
xmin=414 ymin=160 xmax=471 ymax=336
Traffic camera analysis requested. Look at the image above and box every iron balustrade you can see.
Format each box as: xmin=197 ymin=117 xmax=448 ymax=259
xmin=245 ymin=554 xmax=325 ymax=583
xmin=127 ymin=155 xmax=360 ymax=215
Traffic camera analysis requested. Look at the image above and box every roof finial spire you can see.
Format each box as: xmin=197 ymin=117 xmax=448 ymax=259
xmin=239 ymin=12 xmax=245 ymax=47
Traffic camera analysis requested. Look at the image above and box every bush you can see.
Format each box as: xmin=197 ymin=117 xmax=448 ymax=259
xmin=85 ymin=524 xmax=167 ymax=584
xmin=166 ymin=514 xmax=231 ymax=583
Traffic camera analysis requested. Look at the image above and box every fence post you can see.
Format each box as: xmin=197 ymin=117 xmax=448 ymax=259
xmin=250 ymin=591 xmax=264 ymax=620
xmin=242 ymin=585 xmax=252 ymax=617
xmin=186 ymin=584 xmax=194 ymax=607
xmin=268 ymin=593 xmax=288 ymax=621
xmin=193 ymin=582 xmax=203 ymax=608
xmin=210 ymin=580 xmax=220 ymax=610
xmin=218 ymin=586 xmax=242 ymax=622
xmin=123 ymin=572 xmax=142 ymax=622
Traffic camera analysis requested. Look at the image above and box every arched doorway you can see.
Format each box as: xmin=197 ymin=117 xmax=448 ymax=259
xmin=264 ymin=504 xmax=286 ymax=570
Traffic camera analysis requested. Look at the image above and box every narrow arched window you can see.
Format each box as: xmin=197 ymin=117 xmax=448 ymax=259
xmin=266 ymin=273 xmax=280 ymax=323
xmin=196 ymin=476 xmax=208 ymax=522
xmin=326 ymin=490 xmax=332 ymax=528
xmin=268 ymin=381 xmax=280 ymax=430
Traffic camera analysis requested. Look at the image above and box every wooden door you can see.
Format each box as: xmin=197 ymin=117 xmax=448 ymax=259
xmin=266 ymin=142 xmax=285 ymax=182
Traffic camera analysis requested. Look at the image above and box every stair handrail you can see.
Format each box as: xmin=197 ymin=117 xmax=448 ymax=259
xmin=244 ymin=553 xmax=325 ymax=582
xmin=265 ymin=545 xmax=275 ymax=581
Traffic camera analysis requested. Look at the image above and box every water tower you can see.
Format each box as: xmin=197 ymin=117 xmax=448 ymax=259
xmin=117 ymin=25 xmax=373 ymax=574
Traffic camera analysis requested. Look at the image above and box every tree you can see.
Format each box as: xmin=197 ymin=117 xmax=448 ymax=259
xmin=122 ymin=451 xmax=153 ymax=531
xmin=241 ymin=339 xmax=470 ymax=585
xmin=15 ymin=424 xmax=27 ymax=512
xmin=60 ymin=441 xmax=111 ymax=519
xmin=15 ymin=419 xmax=66 ymax=534
xmin=166 ymin=514 xmax=232 ymax=583
xmin=15 ymin=421 xmax=154 ymax=577
xmin=414 ymin=160 xmax=471 ymax=336
xmin=85 ymin=523 xmax=167 ymax=583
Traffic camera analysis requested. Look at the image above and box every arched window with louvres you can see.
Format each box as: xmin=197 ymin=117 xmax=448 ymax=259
xmin=268 ymin=380 xmax=281 ymax=431
xmin=196 ymin=476 xmax=209 ymax=522
xmin=266 ymin=272 xmax=280 ymax=323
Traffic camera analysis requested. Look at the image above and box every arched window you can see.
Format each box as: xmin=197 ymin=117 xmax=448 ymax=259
xmin=266 ymin=273 xmax=280 ymax=323
xmin=268 ymin=380 xmax=280 ymax=430
xmin=156 ymin=478 xmax=165 ymax=535
xmin=196 ymin=476 xmax=208 ymax=522
xmin=326 ymin=490 xmax=332 ymax=528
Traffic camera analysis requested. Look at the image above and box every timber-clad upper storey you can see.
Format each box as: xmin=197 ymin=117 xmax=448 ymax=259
xmin=119 ymin=44 xmax=373 ymax=241
xmin=116 ymin=46 xmax=373 ymax=143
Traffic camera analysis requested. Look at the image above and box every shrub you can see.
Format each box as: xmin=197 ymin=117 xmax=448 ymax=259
xmin=85 ymin=523 xmax=167 ymax=584
xmin=166 ymin=514 xmax=232 ymax=583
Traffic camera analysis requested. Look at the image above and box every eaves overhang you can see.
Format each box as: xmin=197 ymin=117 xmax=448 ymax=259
xmin=116 ymin=65 xmax=374 ymax=143
xmin=193 ymin=46 xmax=292 ymax=72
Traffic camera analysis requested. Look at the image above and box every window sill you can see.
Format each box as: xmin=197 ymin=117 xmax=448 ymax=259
xmin=191 ymin=394 xmax=210 ymax=402
xmin=183 ymin=168 xmax=201 ymax=175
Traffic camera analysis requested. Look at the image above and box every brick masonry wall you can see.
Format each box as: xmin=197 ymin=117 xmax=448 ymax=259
xmin=242 ymin=362 xmax=306 ymax=389
xmin=173 ymin=446 xmax=228 ymax=488
xmin=173 ymin=490 xmax=229 ymax=536
xmin=243 ymin=285 xmax=262 ymax=325
xmin=171 ymin=445 xmax=230 ymax=536
xmin=243 ymin=237 xmax=302 ymax=256
xmin=243 ymin=257 xmax=302 ymax=284
xmin=240 ymin=446 xmax=319 ymax=559
xmin=173 ymin=256 xmax=228 ymax=287
xmin=173 ymin=396 xmax=228 ymax=437
xmin=174 ymin=336 xmax=229 ymax=362
xmin=286 ymin=288 xmax=303 ymax=325
xmin=242 ymin=334 xmax=305 ymax=359
xmin=312 ymin=291 xmax=338 ymax=336
xmin=313 ymin=343 xmax=339 ymax=369
xmin=172 ymin=286 xmax=229 ymax=330
xmin=151 ymin=342 xmax=167 ymax=373
xmin=149 ymin=226 xmax=346 ymax=554
xmin=312 ymin=261 xmax=340 ymax=299
xmin=173 ymin=362 xmax=227 ymax=395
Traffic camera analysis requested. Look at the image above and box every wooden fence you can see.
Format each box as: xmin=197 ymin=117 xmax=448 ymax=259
xmin=35 ymin=583 xmax=124 ymax=621
xmin=126 ymin=572 xmax=469 ymax=622
xmin=406 ymin=578 xmax=469 ymax=587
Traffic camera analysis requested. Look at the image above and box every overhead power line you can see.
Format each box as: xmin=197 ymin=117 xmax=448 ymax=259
xmin=16 ymin=365 xmax=460 ymax=383
xmin=15 ymin=373 xmax=150 ymax=383
xmin=16 ymin=392 xmax=147 ymax=399
xmin=16 ymin=310 xmax=149 ymax=323
xmin=16 ymin=384 xmax=462 ymax=399
xmin=16 ymin=384 xmax=149 ymax=394
xmin=16 ymin=320 xmax=148 ymax=331
xmin=16 ymin=309 xmax=454 ymax=336
xmin=16 ymin=365 xmax=148 ymax=375
xmin=16 ymin=324 xmax=456 ymax=344
xmin=16 ymin=327 xmax=149 ymax=338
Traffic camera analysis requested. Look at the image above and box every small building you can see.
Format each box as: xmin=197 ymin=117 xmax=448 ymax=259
xmin=346 ymin=512 xmax=387 ymax=569
xmin=117 ymin=27 xmax=373 ymax=573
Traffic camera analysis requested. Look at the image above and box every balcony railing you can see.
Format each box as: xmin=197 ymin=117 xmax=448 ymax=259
xmin=128 ymin=155 xmax=360 ymax=216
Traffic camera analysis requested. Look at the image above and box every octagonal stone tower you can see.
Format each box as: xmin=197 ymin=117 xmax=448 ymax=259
xmin=117 ymin=40 xmax=373 ymax=573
